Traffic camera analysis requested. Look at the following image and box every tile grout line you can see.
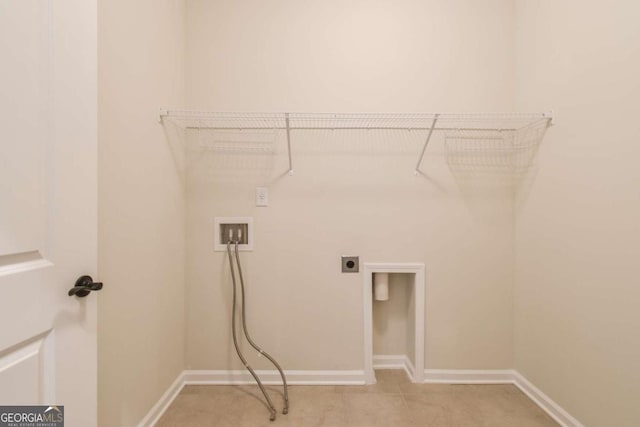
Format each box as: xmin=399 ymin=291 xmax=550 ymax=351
xmin=399 ymin=392 xmax=413 ymax=425
xmin=340 ymin=388 xmax=352 ymax=427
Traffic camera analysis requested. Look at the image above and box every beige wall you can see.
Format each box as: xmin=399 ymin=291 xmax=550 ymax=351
xmin=98 ymin=1 xmax=186 ymax=426
xmin=514 ymin=1 xmax=640 ymax=426
xmin=184 ymin=0 xmax=516 ymax=372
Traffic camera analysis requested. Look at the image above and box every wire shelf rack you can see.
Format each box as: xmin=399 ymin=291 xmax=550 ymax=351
xmin=159 ymin=110 xmax=553 ymax=175
xmin=444 ymin=119 xmax=549 ymax=173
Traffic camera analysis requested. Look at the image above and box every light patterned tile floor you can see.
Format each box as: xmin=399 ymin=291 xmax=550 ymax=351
xmin=156 ymin=370 xmax=559 ymax=427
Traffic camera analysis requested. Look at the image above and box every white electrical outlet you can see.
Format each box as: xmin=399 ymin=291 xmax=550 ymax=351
xmin=256 ymin=187 xmax=268 ymax=207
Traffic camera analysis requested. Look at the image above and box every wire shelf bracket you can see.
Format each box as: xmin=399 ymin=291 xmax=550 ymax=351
xmin=414 ymin=113 xmax=439 ymax=175
xmin=285 ymin=113 xmax=293 ymax=176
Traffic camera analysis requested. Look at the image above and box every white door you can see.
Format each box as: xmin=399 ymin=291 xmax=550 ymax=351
xmin=0 ymin=0 xmax=97 ymax=426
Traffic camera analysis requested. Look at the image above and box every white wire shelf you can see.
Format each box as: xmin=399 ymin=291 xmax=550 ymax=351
xmin=159 ymin=110 xmax=553 ymax=175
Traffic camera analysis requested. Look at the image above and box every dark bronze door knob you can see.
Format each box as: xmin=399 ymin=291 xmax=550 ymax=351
xmin=68 ymin=275 xmax=103 ymax=298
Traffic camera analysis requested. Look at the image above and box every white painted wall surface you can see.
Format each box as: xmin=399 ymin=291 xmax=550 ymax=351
xmin=514 ymin=1 xmax=640 ymax=426
xmin=184 ymin=0 xmax=517 ymax=373
xmin=98 ymin=1 xmax=186 ymax=426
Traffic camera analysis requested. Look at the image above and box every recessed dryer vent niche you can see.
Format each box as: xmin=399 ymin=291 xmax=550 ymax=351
xmin=214 ymin=217 xmax=253 ymax=251
xmin=363 ymin=263 xmax=425 ymax=384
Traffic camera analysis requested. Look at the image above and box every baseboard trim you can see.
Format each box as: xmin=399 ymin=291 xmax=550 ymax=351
xmin=137 ymin=369 xmax=583 ymax=427
xmin=136 ymin=371 xmax=184 ymax=427
xmin=373 ymin=354 xmax=415 ymax=382
xmin=422 ymin=369 xmax=583 ymax=427
xmin=372 ymin=354 xmax=406 ymax=369
xmin=183 ymin=369 xmax=366 ymax=385
xmin=423 ymin=369 xmax=515 ymax=384
xmin=512 ymin=371 xmax=584 ymax=427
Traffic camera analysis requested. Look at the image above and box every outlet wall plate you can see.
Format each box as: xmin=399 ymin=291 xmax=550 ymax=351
xmin=256 ymin=187 xmax=268 ymax=207
xmin=341 ymin=256 xmax=359 ymax=273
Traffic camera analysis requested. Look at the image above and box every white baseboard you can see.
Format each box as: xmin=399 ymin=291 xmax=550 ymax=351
xmin=512 ymin=371 xmax=584 ymax=427
xmin=405 ymin=358 xmax=416 ymax=379
xmin=373 ymin=354 xmax=407 ymax=369
xmin=422 ymin=369 xmax=583 ymax=427
xmin=373 ymin=354 xmax=415 ymax=381
xmin=423 ymin=369 xmax=515 ymax=384
xmin=183 ymin=369 xmax=366 ymax=385
xmin=136 ymin=372 xmax=184 ymax=427
xmin=137 ymin=368 xmax=583 ymax=427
